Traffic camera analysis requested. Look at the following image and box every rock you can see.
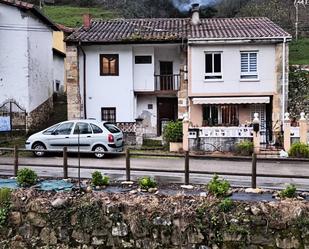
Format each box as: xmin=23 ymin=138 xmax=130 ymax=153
xmin=92 ymin=237 xmax=105 ymax=246
xmin=121 ymin=181 xmax=134 ymax=185
xmin=148 ymin=188 xmax=157 ymax=193
xmin=9 ymin=212 xmax=21 ymax=226
xmin=86 ymin=186 xmax=93 ymax=193
xmin=180 ymin=185 xmax=194 ymax=190
xmin=112 ymin=222 xmax=128 ymax=237
xmin=297 ymin=196 xmax=304 ymax=200
xmin=27 ymin=199 xmax=50 ymax=213
xmin=21 ymin=197 xmax=26 ymax=201
xmin=40 ymin=227 xmax=57 ymax=245
xmin=153 ymin=217 xmax=171 ymax=226
xmin=51 ymin=198 xmax=68 ymax=208
xmin=251 ymin=205 xmax=262 ymax=215
xmin=276 ymin=236 xmax=300 ymax=249
xmin=200 ymin=192 xmax=207 ymax=197
xmin=26 ymin=212 xmax=46 ymax=227
xmin=18 ymin=224 xmax=32 ymax=239
xmin=129 ymin=190 xmax=137 ymax=194
xmin=72 ymin=230 xmax=91 ymax=244
xmin=245 ymin=188 xmax=264 ymax=194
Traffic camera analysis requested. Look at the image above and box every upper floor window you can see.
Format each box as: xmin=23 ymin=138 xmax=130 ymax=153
xmin=240 ymin=52 xmax=258 ymax=79
xmin=135 ymin=55 xmax=152 ymax=64
xmin=100 ymin=54 xmax=119 ymax=76
xmin=205 ymin=52 xmax=222 ymax=80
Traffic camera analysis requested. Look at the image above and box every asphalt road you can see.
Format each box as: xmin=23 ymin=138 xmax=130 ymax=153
xmin=1 ymin=155 xmax=309 ymax=191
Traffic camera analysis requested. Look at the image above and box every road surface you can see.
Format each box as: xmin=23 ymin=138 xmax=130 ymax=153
xmin=1 ymin=155 xmax=309 ymax=190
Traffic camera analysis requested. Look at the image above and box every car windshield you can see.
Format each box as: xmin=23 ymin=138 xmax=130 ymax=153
xmin=104 ymin=123 xmax=121 ymax=133
xmin=43 ymin=123 xmax=60 ymax=135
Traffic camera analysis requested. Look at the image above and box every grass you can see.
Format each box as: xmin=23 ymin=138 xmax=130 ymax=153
xmin=289 ymin=38 xmax=309 ymax=65
xmin=42 ymin=6 xmax=119 ymax=27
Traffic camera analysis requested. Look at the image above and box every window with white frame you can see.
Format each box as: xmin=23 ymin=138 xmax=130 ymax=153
xmin=205 ymin=52 xmax=222 ymax=80
xmin=240 ymin=52 xmax=258 ymax=79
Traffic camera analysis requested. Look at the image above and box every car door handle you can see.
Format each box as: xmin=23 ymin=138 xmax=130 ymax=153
xmin=65 ymin=137 xmax=69 ymax=138
xmin=87 ymin=136 xmax=91 ymax=138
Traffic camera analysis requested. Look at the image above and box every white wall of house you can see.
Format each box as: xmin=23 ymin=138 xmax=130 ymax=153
xmin=53 ymin=53 xmax=65 ymax=93
xmin=136 ymin=95 xmax=157 ymax=135
xmin=189 ymin=44 xmax=276 ymax=96
xmin=133 ymin=46 xmax=154 ymax=91
xmin=154 ymin=45 xmax=182 ymax=75
xmin=0 ymin=4 xmax=29 ymax=109
xmin=82 ymin=45 xmax=134 ymax=122
xmin=27 ymin=14 xmax=53 ymax=112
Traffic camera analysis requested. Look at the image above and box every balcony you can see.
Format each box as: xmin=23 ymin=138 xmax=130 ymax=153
xmin=154 ymin=74 xmax=180 ymax=92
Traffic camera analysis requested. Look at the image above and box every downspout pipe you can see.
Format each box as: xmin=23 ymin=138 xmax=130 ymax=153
xmin=282 ymin=37 xmax=287 ymax=125
xmin=78 ymin=42 xmax=87 ymax=119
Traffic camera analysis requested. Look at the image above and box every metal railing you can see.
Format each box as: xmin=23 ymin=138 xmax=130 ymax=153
xmin=1 ymin=146 xmax=309 ymax=188
xmin=154 ymin=74 xmax=180 ymax=91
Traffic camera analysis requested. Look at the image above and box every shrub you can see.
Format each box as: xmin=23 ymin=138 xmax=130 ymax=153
xmin=289 ymin=142 xmax=309 ymax=158
xmin=163 ymin=121 xmax=183 ymax=143
xmin=207 ymin=174 xmax=230 ymax=197
xmin=138 ymin=176 xmax=157 ymax=190
xmin=218 ymin=198 xmax=233 ymax=212
xmin=16 ymin=168 xmax=38 ymax=187
xmin=280 ymin=184 xmax=297 ymax=198
xmin=0 ymin=188 xmax=11 ymax=227
xmin=91 ymin=171 xmax=109 ymax=186
xmin=235 ymin=140 xmax=254 ymax=156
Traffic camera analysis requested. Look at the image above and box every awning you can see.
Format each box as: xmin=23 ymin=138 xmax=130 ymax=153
xmin=192 ymin=97 xmax=270 ymax=105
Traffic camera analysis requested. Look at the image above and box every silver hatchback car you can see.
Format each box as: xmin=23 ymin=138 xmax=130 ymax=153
xmin=25 ymin=119 xmax=124 ymax=158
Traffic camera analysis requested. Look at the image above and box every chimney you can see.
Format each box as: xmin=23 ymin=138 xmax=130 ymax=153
xmin=191 ymin=3 xmax=200 ymax=25
xmin=83 ymin=14 xmax=92 ymax=30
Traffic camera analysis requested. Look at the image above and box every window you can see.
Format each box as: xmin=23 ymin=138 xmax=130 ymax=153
xmin=202 ymin=105 xmax=239 ymax=126
xmin=91 ymin=124 xmax=103 ymax=134
xmin=205 ymin=52 xmax=222 ymax=80
xmin=100 ymin=54 xmax=119 ymax=76
xmin=240 ymin=52 xmax=258 ymax=79
xmin=54 ymin=122 xmax=74 ymax=135
xmin=73 ymin=122 xmax=92 ymax=134
xmin=104 ymin=123 xmax=121 ymax=133
xmin=101 ymin=107 xmax=116 ymax=123
xmin=135 ymin=56 xmax=152 ymax=64
xmin=43 ymin=124 xmax=60 ymax=135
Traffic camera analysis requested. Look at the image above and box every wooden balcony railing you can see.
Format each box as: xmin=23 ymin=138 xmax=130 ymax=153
xmin=154 ymin=74 xmax=180 ymax=91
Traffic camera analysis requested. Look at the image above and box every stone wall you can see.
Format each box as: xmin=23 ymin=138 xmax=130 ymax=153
xmin=1 ymin=190 xmax=309 ymax=249
xmin=27 ymin=96 xmax=53 ymax=133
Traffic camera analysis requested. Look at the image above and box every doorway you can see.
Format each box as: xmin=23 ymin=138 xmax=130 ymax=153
xmin=157 ymin=97 xmax=178 ymax=136
xmin=160 ymin=61 xmax=173 ymax=91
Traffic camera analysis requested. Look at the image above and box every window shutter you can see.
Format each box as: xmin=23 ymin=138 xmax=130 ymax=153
xmin=249 ymin=53 xmax=257 ymax=72
xmin=241 ymin=53 xmax=249 ymax=73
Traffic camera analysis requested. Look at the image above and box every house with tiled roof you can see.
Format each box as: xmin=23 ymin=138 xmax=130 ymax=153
xmin=0 ymin=0 xmax=59 ymax=132
xmin=65 ymin=4 xmax=292 ymax=150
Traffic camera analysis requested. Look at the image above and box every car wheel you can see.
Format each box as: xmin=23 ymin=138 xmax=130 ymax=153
xmin=93 ymin=145 xmax=106 ymax=159
xmin=32 ymin=142 xmax=46 ymax=157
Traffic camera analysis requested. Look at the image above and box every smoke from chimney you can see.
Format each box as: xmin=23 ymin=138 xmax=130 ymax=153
xmin=171 ymin=0 xmax=218 ymax=12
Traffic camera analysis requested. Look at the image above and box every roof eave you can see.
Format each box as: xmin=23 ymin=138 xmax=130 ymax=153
xmin=65 ymin=39 xmax=187 ymax=45
xmin=188 ymin=36 xmax=293 ymax=44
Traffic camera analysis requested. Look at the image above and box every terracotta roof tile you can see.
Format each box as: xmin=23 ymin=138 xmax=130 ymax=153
xmin=66 ymin=17 xmax=291 ymax=43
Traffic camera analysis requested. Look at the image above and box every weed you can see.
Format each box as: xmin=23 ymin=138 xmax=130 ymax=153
xmin=235 ymin=140 xmax=253 ymax=156
xmin=16 ymin=168 xmax=38 ymax=187
xmin=0 ymin=188 xmax=11 ymax=227
xmin=218 ymin=198 xmax=233 ymax=212
xmin=138 ymin=176 xmax=157 ymax=190
xmin=279 ymin=184 xmax=297 ymax=198
xmin=207 ymin=174 xmax=230 ymax=197
xmin=91 ymin=171 xmax=109 ymax=187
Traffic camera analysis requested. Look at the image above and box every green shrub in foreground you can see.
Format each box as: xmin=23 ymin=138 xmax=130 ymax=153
xmin=138 ymin=176 xmax=157 ymax=190
xmin=91 ymin=171 xmax=109 ymax=186
xmin=0 ymin=188 xmax=11 ymax=227
xmin=288 ymin=142 xmax=309 ymax=158
xmin=16 ymin=168 xmax=38 ymax=187
xmin=280 ymin=184 xmax=297 ymax=198
xmin=207 ymin=174 xmax=230 ymax=197
xmin=235 ymin=140 xmax=254 ymax=156
xmin=163 ymin=120 xmax=183 ymax=143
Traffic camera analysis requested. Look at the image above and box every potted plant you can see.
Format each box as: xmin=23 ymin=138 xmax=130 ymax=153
xmin=163 ymin=120 xmax=183 ymax=152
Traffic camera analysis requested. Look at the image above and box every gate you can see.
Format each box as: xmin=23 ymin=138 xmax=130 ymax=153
xmin=0 ymin=100 xmax=27 ymax=133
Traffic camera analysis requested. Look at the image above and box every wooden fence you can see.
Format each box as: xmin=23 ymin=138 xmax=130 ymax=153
xmin=1 ymin=146 xmax=309 ymax=188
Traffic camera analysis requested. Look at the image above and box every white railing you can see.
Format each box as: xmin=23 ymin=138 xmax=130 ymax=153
xmin=189 ymin=126 xmax=253 ymax=138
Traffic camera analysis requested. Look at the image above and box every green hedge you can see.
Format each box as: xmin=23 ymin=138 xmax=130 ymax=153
xmin=163 ymin=121 xmax=183 ymax=143
xmin=289 ymin=142 xmax=309 ymax=158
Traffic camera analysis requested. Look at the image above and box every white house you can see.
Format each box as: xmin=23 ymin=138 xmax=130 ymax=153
xmin=0 ymin=0 xmax=59 ymax=131
xmin=65 ymin=5 xmax=291 ymax=147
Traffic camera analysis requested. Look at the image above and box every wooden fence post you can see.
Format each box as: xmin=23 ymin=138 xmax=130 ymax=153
xmin=126 ymin=148 xmax=131 ymax=181
xmin=63 ymin=147 xmax=68 ymax=179
xmin=251 ymin=153 xmax=257 ymax=189
xmin=184 ymin=151 xmax=189 ymax=185
xmin=14 ymin=145 xmax=18 ymax=177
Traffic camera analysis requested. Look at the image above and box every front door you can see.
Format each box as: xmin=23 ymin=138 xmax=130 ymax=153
xmin=160 ymin=61 xmax=173 ymax=91
xmin=157 ymin=97 xmax=178 ymax=136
